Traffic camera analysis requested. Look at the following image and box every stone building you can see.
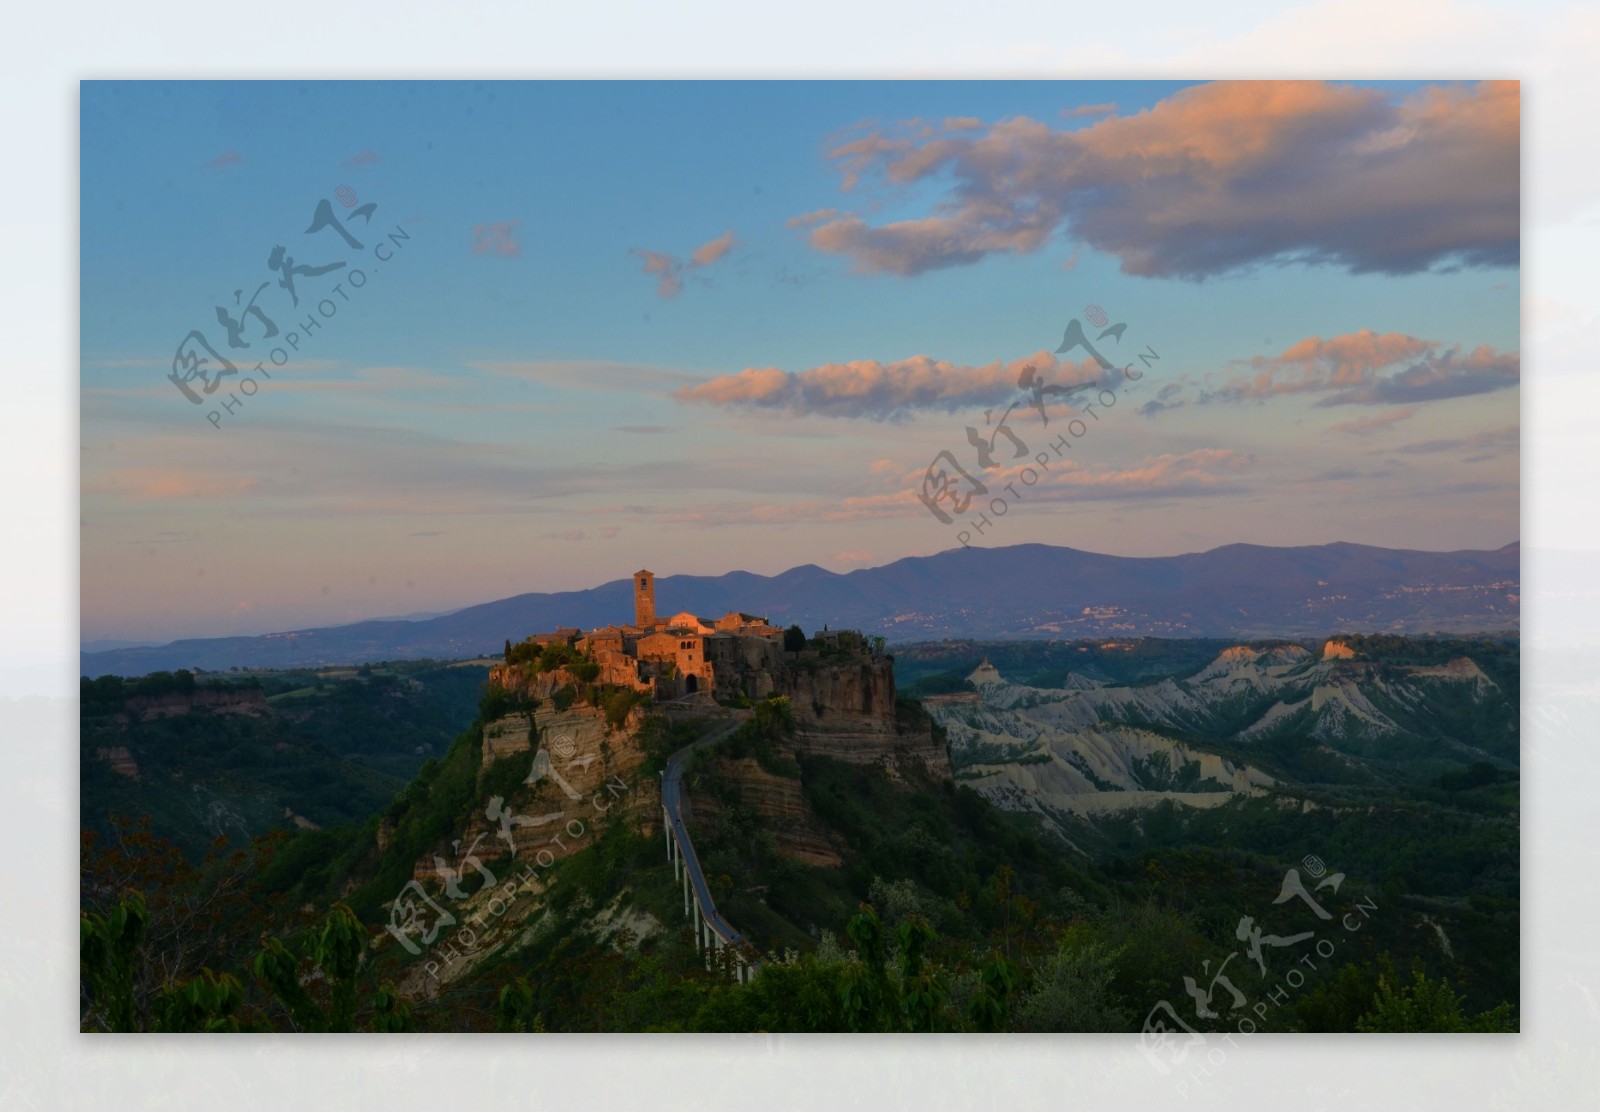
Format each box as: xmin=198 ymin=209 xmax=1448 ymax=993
xmin=507 ymin=568 xmax=783 ymax=700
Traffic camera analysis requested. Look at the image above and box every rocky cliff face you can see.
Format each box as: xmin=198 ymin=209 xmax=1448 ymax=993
xmin=121 ymin=687 xmax=269 ymax=720
xmin=409 ymin=699 xmax=653 ymax=889
xmin=379 ymin=635 xmax=956 ymax=997
xmin=717 ymin=644 xmax=957 ymax=779
xmin=384 ymin=695 xmax=657 ymax=1000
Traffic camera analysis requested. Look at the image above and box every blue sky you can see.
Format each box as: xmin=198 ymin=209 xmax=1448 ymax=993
xmin=81 ymin=79 xmax=1520 ymax=643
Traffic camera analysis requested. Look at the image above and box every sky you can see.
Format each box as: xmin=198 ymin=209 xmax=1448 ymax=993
xmin=80 ymin=79 xmax=1520 ymax=644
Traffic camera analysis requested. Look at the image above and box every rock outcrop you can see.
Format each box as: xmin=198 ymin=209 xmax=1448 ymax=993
xmin=122 ymin=687 xmax=269 ymax=720
xmin=700 ymin=641 xmax=939 ymax=779
xmin=406 ymin=697 xmax=653 ymax=890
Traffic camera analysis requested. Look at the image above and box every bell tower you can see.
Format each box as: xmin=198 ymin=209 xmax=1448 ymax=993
xmin=633 ymin=569 xmax=656 ymax=628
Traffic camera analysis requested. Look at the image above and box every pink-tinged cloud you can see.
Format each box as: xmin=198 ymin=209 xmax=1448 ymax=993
xmin=1321 ymin=345 xmax=1520 ymax=406
xmin=960 ymin=448 xmax=1254 ymax=503
xmin=207 ymin=149 xmax=245 ymax=168
xmin=1063 ymin=102 xmax=1117 ymax=118
xmin=639 ymin=447 xmax=1250 ymax=529
xmin=675 ymin=350 xmax=1108 ymax=421
xmin=1327 ymin=406 xmax=1420 ymax=436
xmin=802 ymin=80 xmax=1517 ymax=278
xmin=344 ymin=149 xmax=380 ymax=166
xmin=1205 ymin=329 xmax=1519 ymax=407
xmin=690 ymin=230 xmax=736 ymax=266
xmin=788 ymin=208 xmax=840 ymax=228
xmin=631 ymin=230 xmax=738 ymax=297
xmin=84 ymin=469 xmax=261 ymax=501
xmin=631 ymin=248 xmax=684 ymax=297
xmin=471 ymin=219 xmax=523 ymax=258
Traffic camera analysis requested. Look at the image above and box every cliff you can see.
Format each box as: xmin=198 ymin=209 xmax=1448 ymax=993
xmin=371 ymin=628 xmax=951 ymax=996
xmin=121 ymin=686 xmax=269 ymax=720
xmin=710 ymin=638 xmax=950 ymax=779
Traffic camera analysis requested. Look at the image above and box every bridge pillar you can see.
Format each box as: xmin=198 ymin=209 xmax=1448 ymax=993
xmin=682 ymin=861 xmax=690 ymax=916
xmin=663 ymin=805 xmax=671 ymax=859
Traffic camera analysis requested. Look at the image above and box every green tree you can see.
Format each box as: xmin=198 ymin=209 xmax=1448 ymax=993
xmin=497 ymin=977 xmax=546 ymax=1032
xmin=79 ymin=890 xmax=149 ymax=1032
xmin=251 ymin=903 xmax=369 ymax=1032
xmin=1356 ymin=967 xmax=1516 ymax=1032
xmin=1015 ymin=938 xmax=1131 ymax=1032
xmin=151 ymin=968 xmax=245 ymax=1032
xmin=967 ymin=950 xmax=1018 ymax=1032
xmin=370 ymin=981 xmax=414 ymax=1032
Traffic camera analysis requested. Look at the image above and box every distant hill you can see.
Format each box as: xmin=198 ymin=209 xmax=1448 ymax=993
xmin=80 ymin=540 xmax=1520 ymax=676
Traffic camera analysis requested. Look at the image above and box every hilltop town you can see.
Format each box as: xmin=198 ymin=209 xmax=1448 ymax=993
xmin=484 ymin=568 xmax=949 ymax=780
xmin=494 ymin=569 xmax=786 ymax=703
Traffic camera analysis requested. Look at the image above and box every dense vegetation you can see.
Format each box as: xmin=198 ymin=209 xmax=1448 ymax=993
xmin=80 ymin=634 xmax=1519 ymax=1033
xmin=80 ymin=661 xmax=489 ymax=861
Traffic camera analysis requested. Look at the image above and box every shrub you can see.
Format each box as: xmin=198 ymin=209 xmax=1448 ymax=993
xmin=603 ymin=688 xmax=645 ymax=729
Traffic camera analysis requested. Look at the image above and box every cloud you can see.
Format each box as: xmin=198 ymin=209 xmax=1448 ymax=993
xmin=614 ymin=425 xmax=674 ymax=435
xmin=1396 ymin=425 xmax=1519 ymax=455
xmin=645 ymin=449 xmax=1249 ymax=530
xmin=675 ymin=350 xmax=1108 ymax=421
xmin=801 ymin=80 xmax=1517 ymax=279
xmin=964 ymin=448 xmax=1254 ymax=503
xmin=207 ymin=149 xmax=244 ymax=169
xmin=1319 ymin=345 xmax=1520 ymax=406
xmin=1139 ymin=382 xmax=1187 ymax=418
xmin=542 ymin=526 xmax=624 ymax=542
xmin=1063 ymin=102 xmax=1117 ymax=118
xmin=689 ymin=229 xmax=736 ymax=266
xmin=1326 ymin=406 xmax=1420 ymax=436
xmin=630 ymin=230 xmax=738 ymax=298
xmin=1204 ymin=329 xmax=1518 ymax=408
xmin=631 ymin=249 xmax=683 ymax=297
xmin=788 ymin=208 xmax=839 ymax=229
xmin=344 ymin=149 xmax=380 ymax=166
xmin=83 ymin=469 xmax=261 ymax=501
xmin=471 ymin=220 xmax=523 ymax=258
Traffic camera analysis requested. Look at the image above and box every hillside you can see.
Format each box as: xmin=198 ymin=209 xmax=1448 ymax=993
xmin=916 ymin=636 xmax=1519 ymax=839
xmin=79 ymin=661 xmax=490 ymax=861
xmin=81 ymin=540 xmax=1520 ymax=674
xmin=81 ymin=631 xmax=1519 ymax=1034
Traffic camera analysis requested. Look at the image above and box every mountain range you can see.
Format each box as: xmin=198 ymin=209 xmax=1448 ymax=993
xmin=80 ymin=540 xmax=1520 ymax=676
